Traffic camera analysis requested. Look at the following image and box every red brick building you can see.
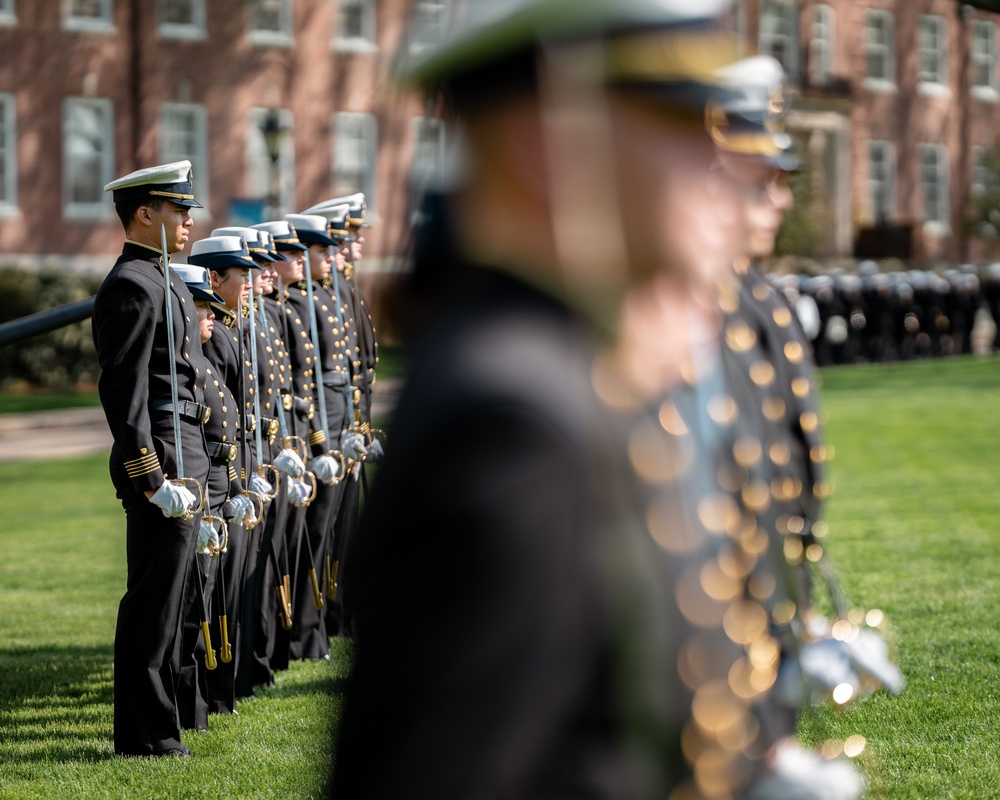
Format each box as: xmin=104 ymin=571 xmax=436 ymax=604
xmin=0 ymin=0 xmax=440 ymax=274
xmin=3 ymin=0 xmax=1000 ymax=272
xmin=742 ymin=0 xmax=1000 ymax=261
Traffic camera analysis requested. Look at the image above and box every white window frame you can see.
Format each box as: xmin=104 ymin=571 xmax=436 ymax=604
xmin=0 ymin=93 xmax=17 ymax=214
xmin=62 ymin=96 xmax=114 ymax=219
xmin=63 ymin=0 xmax=114 ymax=32
xmin=920 ymin=143 xmax=950 ymax=233
xmin=864 ymin=9 xmax=894 ymax=91
xmin=409 ymin=1 xmax=450 ymax=55
xmin=758 ymin=0 xmax=798 ymax=78
xmin=333 ymin=111 xmax=378 ymax=215
xmin=158 ymin=0 xmax=206 ymax=41
xmin=972 ymin=20 xmax=997 ymax=99
xmin=867 ymin=140 xmax=894 ymax=224
xmin=160 ymin=102 xmax=209 ymax=212
xmin=334 ymin=0 xmax=375 ymax=53
xmin=247 ymin=107 xmax=295 ymax=216
xmin=0 ymin=0 xmax=16 ymax=27
xmin=809 ymin=5 xmax=834 ymax=86
xmin=410 ymin=115 xmax=445 ymax=221
xmin=918 ymin=14 xmax=948 ymax=90
xmin=249 ymin=0 xmax=293 ymax=47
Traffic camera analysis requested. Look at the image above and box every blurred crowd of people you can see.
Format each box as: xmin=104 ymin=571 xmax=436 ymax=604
xmin=769 ymin=262 xmax=1000 ymax=367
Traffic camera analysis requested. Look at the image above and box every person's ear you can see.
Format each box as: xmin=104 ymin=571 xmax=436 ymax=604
xmin=210 ymin=271 xmax=223 ymax=290
xmin=135 ymin=205 xmax=154 ymax=227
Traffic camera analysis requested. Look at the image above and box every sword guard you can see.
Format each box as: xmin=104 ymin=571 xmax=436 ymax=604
xmin=281 ymin=435 xmax=310 ymax=463
xmin=323 ymin=449 xmax=347 ymax=486
xmin=171 ymin=477 xmax=205 ymax=521
xmin=242 ymin=490 xmax=265 ymax=529
xmin=256 ymin=464 xmax=281 ymax=501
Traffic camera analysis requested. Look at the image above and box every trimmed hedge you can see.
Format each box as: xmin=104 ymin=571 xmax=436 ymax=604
xmin=0 ymin=267 xmax=102 ymax=389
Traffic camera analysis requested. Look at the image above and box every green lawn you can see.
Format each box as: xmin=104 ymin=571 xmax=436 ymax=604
xmin=0 ymin=356 xmax=998 ymax=798
xmin=0 ymin=391 xmax=101 ymax=415
xmin=799 ymin=356 xmax=1000 ymax=799
xmin=0 ymin=455 xmax=347 ymax=799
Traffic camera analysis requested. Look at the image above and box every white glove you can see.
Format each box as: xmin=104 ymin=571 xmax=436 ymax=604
xmin=287 ymin=479 xmax=312 ymax=507
xmin=309 ymin=454 xmax=341 ymax=485
xmin=367 ymin=438 xmax=385 ymax=464
xmin=227 ymin=493 xmax=255 ymax=527
xmin=743 ymin=740 xmax=864 ymax=800
xmin=149 ymin=480 xmax=197 ymax=519
xmin=341 ymin=431 xmax=367 ymax=462
xmin=195 ymin=519 xmax=221 ymax=555
xmin=250 ymin=472 xmax=274 ymax=502
xmin=273 ymin=448 xmax=306 ymax=479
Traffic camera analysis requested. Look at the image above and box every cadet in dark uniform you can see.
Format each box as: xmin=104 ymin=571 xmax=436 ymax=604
xmin=251 ymin=220 xmax=330 ymax=657
xmin=279 ymin=213 xmax=352 ymax=660
xmin=188 ymin=236 xmax=261 ymax=715
xmin=171 ymin=265 xmax=245 ymax=733
xmin=328 ymin=3 xmax=810 ymax=798
xmin=94 ymin=160 xmax=210 ymax=758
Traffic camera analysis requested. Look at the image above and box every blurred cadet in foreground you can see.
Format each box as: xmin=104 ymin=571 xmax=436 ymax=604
xmin=331 ymin=3 xmax=897 ymax=800
xmin=708 ymin=55 xmax=903 ymax=799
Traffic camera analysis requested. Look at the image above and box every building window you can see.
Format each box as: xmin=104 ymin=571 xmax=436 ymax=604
xmin=972 ymin=20 xmax=996 ymax=93
xmin=63 ymin=97 xmax=114 ymax=218
xmin=333 ymin=112 xmax=377 ymax=213
xmin=972 ymin=146 xmax=998 ymax=199
xmin=864 ymin=10 xmax=894 ymax=85
xmin=160 ymin=103 xmax=208 ymax=208
xmin=247 ymin=107 xmax=295 ymax=215
xmin=920 ymin=143 xmax=949 ymax=229
xmin=410 ymin=116 xmax=444 ymax=221
xmin=409 ymin=1 xmax=450 ymax=54
xmin=335 ymin=0 xmax=375 ymax=51
xmin=809 ymin=5 xmax=834 ymax=85
xmin=868 ymin=140 xmax=894 ymax=224
xmin=249 ymin=0 xmax=292 ymax=45
xmin=0 ymin=0 xmax=15 ymax=26
xmin=0 ymin=93 xmax=17 ymax=212
xmin=759 ymin=0 xmax=798 ymax=77
xmin=918 ymin=15 xmax=947 ymax=86
xmin=64 ymin=0 xmax=114 ymax=31
xmin=159 ymin=0 xmax=206 ymax=40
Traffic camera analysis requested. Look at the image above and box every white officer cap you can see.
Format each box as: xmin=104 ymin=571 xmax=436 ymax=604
xmin=104 ymin=160 xmax=203 ymax=208
xmin=212 ymin=226 xmax=277 ymax=261
xmin=187 ymin=236 xmax=260 ymax=271
xmin=251 ymin=220 xmax=308 ymax=251
xmin=283 ymin=214 xmax=341 ymax=247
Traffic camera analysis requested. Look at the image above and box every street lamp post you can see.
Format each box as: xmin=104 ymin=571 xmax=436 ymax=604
xmin=260 ymin=109 xmax=285 ymax=219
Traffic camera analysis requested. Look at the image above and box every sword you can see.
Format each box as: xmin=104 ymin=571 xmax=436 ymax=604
xmin=237 ymin=287 xmax=265 ymax=529
xmin=248 ymin=294 xmax=279 ymax=501
xmin=160 ymin=224 xmax=205 ymax=519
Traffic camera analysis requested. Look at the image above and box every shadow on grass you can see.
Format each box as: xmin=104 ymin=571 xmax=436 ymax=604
xmin=0 ymin=644 xmax=114 ymax=763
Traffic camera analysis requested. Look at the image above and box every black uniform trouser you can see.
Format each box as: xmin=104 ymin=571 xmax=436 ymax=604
xmin=239 ymin=473 xmax=290 ymax=695
xmin=289 ymin=478 xmax=345 ymax=660
xmin=177 ymin=465 xmax=229 ymax=731
xmin=112 ymin=476 xmax=198 ymax=756
xmin=326 ymin=470 xmax=361 ymax=637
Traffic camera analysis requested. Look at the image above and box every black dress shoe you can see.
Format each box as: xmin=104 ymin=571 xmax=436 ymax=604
xmin=152 ymin=745 xmax=193 ymax=758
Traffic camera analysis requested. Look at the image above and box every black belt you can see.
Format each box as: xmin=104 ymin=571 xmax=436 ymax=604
xmin=150 ymin=399 xmax=211 ymax=425
xmin=206 ymin=440 xmax=238 ymax=464
xmin=260 ymin=416 xmax=279 ymax=437
xmin=322 ymin=370 xmax=349 ymax=388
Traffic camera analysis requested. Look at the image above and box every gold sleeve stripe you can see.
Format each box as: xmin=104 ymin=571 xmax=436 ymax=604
xmin=124 ymin=453 xmax=159 ymax=469
xmin=229 ymin=466 xmax=238 ymax=482
xmin=124 ymin=454 xmax=160 ymax=476
xmin=125 ymin=454 xmax=161 ymax=478
xmin=309 ymin=430 xmax=327 ymax=446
